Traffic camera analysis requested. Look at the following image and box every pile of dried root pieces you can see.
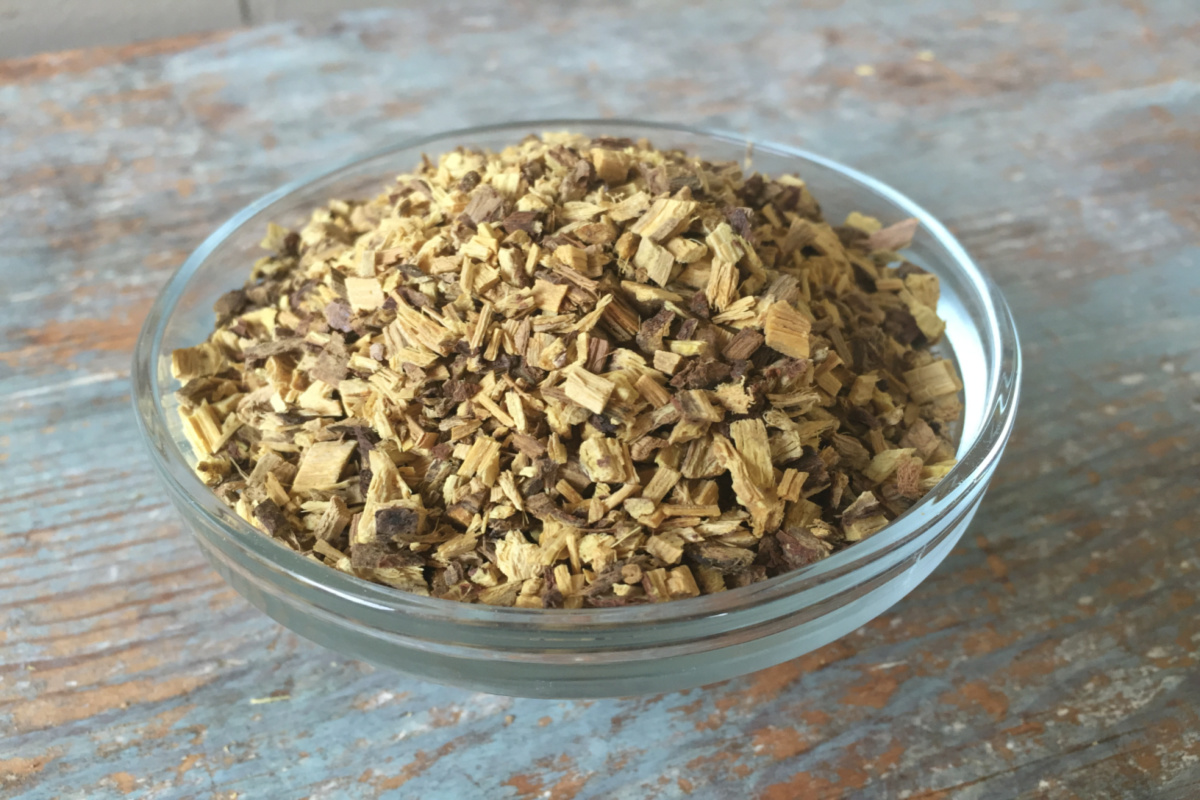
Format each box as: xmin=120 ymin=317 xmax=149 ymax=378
xmin=171 ymin=132 xmax=962 ymax=608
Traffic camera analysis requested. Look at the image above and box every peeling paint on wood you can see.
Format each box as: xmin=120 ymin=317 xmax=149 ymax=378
xmin=2 ymin=1 xmax=1199 ymax=798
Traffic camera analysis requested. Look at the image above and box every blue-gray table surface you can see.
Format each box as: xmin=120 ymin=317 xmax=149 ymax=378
xmin=2 ymin=1 xmax=1199 ymax=797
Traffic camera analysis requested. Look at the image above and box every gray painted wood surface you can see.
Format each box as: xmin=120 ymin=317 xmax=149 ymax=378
xmin=2 ymin=1 xmax=1199 ymax=797
xmin=0 ymin=0 xmax=413 ymax=60
xmin=0 ymin=0 xmax=242 ymax=60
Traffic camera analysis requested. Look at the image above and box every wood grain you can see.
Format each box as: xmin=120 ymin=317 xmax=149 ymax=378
xmin=2 ymin=1 xmax=1199 ymax=797
xmin=0 ymin=0 xmax=242 ymax=61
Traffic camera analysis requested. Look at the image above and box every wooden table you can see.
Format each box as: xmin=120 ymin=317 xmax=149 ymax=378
xmin=3 ymin=2 xmax=1198 ymax=797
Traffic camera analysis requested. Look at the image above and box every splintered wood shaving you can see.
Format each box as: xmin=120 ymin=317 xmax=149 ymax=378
xmin=171 ymin=132 xmax=963 ymax=608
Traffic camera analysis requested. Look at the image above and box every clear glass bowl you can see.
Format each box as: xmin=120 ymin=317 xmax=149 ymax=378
xmin=133 ymin=120 xmax=1020 ymax=698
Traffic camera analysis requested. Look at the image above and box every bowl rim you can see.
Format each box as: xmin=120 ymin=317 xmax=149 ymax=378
xmin=133 ymin=118 xmax=1021 ymax=629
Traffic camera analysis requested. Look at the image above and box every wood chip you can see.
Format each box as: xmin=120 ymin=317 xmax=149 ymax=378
xmin=764 ymin=301 xmax=811 ymax=359
xmin=653 ymin=350 xmax=684 ymax=375
xmin=721 ymin=328 xmax=763 ymax=361
xmin=345 ymin=277 xmax=385 ymax=311
xmin=563 ymin=366 xmax=616 ymax=415
xmin=591 ymin=148 xmax=632 ymax=185
xmin=666 ymin=565 xmax=701 ymax=598
xmin=171 ymin=342 xmax=226 ymax=382
xmin=292 ymin=440 xmax=356 ymax=493
xmin=904 ymin=360 xmax=963 ymax=404
xmin=730 ymin=418 xmax=773 ymax=487
xmin=634 ymin=374 xmax=672 ymax=407
xmin=866 ymin=217 xmax=920 ymax=251
xmin=706 ymin=257 xmax=739 ymax=312
xmin=634 ymin=236 xmax=676 ymax=287
xmin=630 ymin=198 xmax=697 ymax=243
xmin=579 ymin=437 xmax=636 ymax=483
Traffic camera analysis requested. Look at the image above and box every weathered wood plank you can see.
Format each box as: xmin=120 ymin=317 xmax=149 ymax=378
xmin=2 ymin=1 xmax=1199 ymax=797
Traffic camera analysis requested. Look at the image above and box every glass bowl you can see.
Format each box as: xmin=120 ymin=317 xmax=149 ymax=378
xmin=133 ymin=120 xmax=1020 ymax=698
